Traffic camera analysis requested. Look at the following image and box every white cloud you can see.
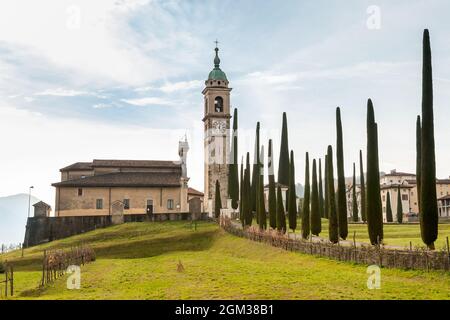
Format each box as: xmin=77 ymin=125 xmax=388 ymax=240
xmin=35 ymin=88 xmax=89 ymax=97
xmin=121 ymin=97 xmax=176 ymax=106
xmin=159 ymin=80 xmax=203 ymax=93
xmin=0 ymin=0 xmax=174 ymax=86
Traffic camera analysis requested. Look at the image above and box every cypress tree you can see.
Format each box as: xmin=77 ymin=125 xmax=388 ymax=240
xmin=214 ymin=180 xmax=222 ymax=219
xmin=257 ymin=146 xmax=266 ymax=230
xmin=310 ymin=159 xmax=321 ymax=236
xmin=352 ymin=162 xmax=359 ymax=222
xmin=251 ymin=122 xmax=260 ymax=216
xmin=324 ymin=155 xmax=329 ymax=219
xmin=301 ymin=152 xmax=311 ymax=239
xmin=386 ymin=191 xmax=393 ymax=223
xmin=416 ymin=115 xmax=422 ymax=214
xmin=318 ymin=158 xmax=324 ymax=218
xmin=420 ymin=29 xmax=438 ymax=250
xmin=327 ymin=146 xmax=339 ymax=243
xmin=336 ymin=107 xmax=348 ymax=240
xmin=397 ymin=185 xmax=403 ymax=224
xmin=278 ymin=112 xmax=290 ymax=186
xmin=366 ymin=99 xmax=383 ymax=245
xmin=268 ymin=140 xmax=277 ymax=229
xmin=243 ymin=152 xmax=253 ymax=226
xmin=359 ymin=150 xmax=367 ymax=223
xmin=239 ymin=156 xmax=244 ymax=227
xmin=276 ymin=185 xmax=286 ymax=233
xmin=288 ymin=150 xmax=297 ymax=232
xmin=228 ymin=108 xmax=239 ymax=209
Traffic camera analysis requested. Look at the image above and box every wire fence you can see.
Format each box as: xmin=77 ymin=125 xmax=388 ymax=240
xmin=220 ymin=217 xmax=450 ymax=271
xmin=0 ymin=263 xmax=14 ymax=298
xmin=41 ymin=245 xmax=96 ymax=287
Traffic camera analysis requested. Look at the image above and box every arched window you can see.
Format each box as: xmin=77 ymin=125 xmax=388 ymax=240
xmin=214 ymin=96 xmax=223 ymax=112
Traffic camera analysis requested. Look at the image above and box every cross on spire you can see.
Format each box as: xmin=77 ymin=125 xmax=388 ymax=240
xmin=214 ymin=39 xmax=219 ymax=48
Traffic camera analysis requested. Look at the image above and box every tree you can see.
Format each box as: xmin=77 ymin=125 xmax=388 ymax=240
xmin=310 ymin=159 xmax=321 ymax=236
xmin=352 ymin=163 xmax=359 ymax=222
xmin=397 ymin=185 xmax=403 ymax=224
xmin=276 ymin=185 xmax=286 ymax=233
xmin=301 ymin=153 xmax=311 ymax=239
xmin=239 ymin=156 xmax=244 ymax=227
xmin=324 ymin=155 xmax=329 ymax=219
xmin=416 ymin=115 xmax=421 ymax=213
xmin=214 ymin=180 xmax=222 ymax=219
xmin=257 ymin=146 xmax=266 ymax=230
xmin=228 ymin=108 xmax=239 ymax=209
xmin=278 ymin=112 xmax=290 ymax=186
xmin=366 ymin=99 xmax=383 ymax=245
xmin=336 ymin=107 xmax=348 ymax=240
xmin=268 ymin=139 xmax=277 ymax=229
xmin=386 ymin=191 xmax=393 ymax=223
xmin=288 ymin=150 xmax=297 ymax=232
xmin=420 ymin=29 xmax=438 ymax=250
xmin=359 ymin=150 xmax=367 ymax=223
xmin=251 ymin=122 xmax=260 ymax=217
xmin=318 ymin=158 xmax=324 ymax=218
xmin=243 ymin=153 xmax=253 ymax=226
xmin=327 ymin=146 xmax=339 ymax=243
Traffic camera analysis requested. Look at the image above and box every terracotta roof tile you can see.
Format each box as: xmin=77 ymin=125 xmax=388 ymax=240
xmin=52 ymin=172 xmax=180 ymax=188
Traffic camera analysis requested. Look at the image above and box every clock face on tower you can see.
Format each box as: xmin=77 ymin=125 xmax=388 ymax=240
xmin=211 ymin=120 xmax=227 ymax=134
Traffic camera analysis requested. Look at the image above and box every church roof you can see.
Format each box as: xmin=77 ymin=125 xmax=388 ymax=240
xmin=60 ymin=162 xmax=93 ymax=172
xmin=60 ymin=160 xmax=180 ymax=172
xmin=92 ymin=159 xmax=180 ymax=168
xmin=33 ymin=201 xmax=51 ymax=209
xmin=52 ymin=171 xmax=181 ymax=188
xmin=188 ymin=187 xmax=204 ymax=196
xmin=207 ymin=46 xmax=228 ymax=81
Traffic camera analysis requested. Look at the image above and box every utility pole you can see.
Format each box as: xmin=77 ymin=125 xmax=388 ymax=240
xmin=24 ymin=186 xmax=34 ymax=251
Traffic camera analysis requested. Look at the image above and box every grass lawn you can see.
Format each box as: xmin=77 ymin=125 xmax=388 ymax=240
xmin=291 ymin=219 xmax=450 ymax=249
xmin=1 ymin=221 xmax=449 ymax=300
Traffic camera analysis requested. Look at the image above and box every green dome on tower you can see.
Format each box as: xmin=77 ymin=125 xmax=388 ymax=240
xmin=208 ymin=46 xmax=228 ymax=81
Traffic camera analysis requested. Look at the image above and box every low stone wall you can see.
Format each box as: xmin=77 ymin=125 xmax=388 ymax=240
xmin=25 ymin=212 xmax=209 ymax=247
xmin=24 ymin=216 xmax=112 ymax=248
xmin=220 ymin=218 xmax=450 ymax=271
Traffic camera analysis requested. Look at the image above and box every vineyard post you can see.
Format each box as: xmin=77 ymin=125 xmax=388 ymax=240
xmin=10 ymin=266 xmax=13 ymax=296
xmin=446 ymin=237 xmax=449 ymax=270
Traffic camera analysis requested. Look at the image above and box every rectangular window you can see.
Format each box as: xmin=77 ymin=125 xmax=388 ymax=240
xmin=401 ymin=194 xmax=408 ymax=201
xmin=96 ymin=199 xmax=103 ymax=210
xmin=382 ymin=195 xmax=385 ymax=201
xmin=78 ymin=188 xmax=83 ymax=196
xmin=123 ymin=199 xmax=130 ymax=210
xmin=167 ymin=199 xmax=174 ymax=210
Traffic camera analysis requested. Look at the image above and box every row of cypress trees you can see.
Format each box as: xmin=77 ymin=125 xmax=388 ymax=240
xmin=232 ymin=28 xmax=439 ymax=250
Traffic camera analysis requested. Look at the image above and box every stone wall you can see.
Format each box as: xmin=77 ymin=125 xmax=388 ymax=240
xmin=24 ymin=212 xmax=209 ymax=247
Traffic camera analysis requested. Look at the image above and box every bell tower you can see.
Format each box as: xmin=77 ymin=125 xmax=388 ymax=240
xmin=203 ymin=43 xmax=231 ymax=213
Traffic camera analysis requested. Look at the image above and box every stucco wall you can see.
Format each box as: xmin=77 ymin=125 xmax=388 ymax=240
xmin=56 ymin=186 xmax=182 ymax=217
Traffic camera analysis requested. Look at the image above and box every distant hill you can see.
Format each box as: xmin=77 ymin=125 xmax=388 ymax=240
xmin=0 ymin=194 xmax=40 ymax=246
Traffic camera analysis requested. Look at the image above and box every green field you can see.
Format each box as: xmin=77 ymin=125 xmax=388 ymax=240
xmin=1 ymin=221 xmax=449 ymax=300
xmin=295 ymin=219 xmax=450 ymax=249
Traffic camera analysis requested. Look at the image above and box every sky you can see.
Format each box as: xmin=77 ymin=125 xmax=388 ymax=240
xmin=0 ymin=0 xmax=450 ymax=209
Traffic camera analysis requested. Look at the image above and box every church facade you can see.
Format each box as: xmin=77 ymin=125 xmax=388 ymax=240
xmin=51 ymin=139 xmax=205 ymax=218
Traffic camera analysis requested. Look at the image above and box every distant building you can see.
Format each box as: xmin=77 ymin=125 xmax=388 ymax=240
xmin=346 ymin=169 xmax=450 ymax=222
xmin=33 ymin=201 xmax=51 ymax=217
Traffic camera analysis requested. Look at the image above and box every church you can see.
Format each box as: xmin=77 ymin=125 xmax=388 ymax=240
xmin=51 ymin=45 xmax=232 ymax=219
